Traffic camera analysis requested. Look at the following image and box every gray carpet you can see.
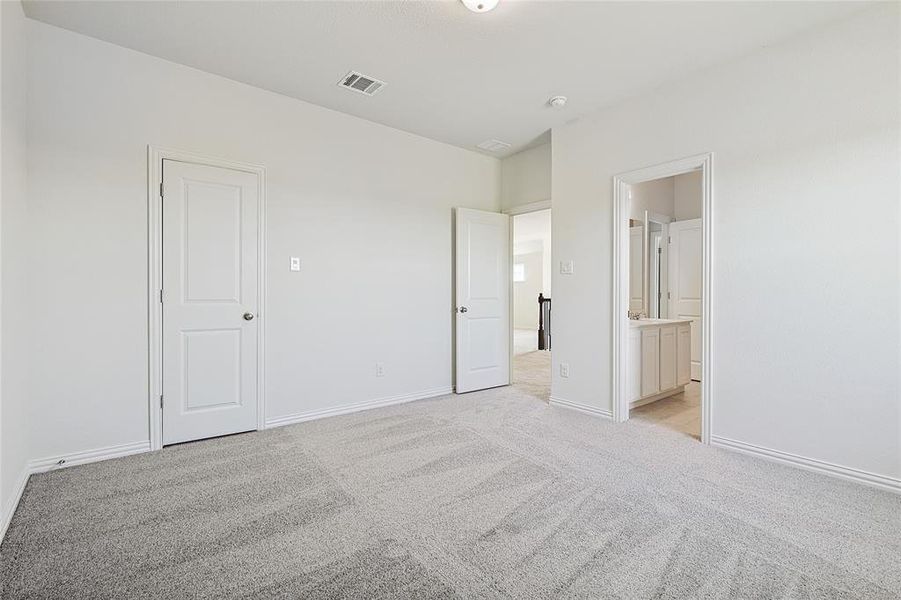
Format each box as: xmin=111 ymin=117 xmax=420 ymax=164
xmin=2 ymin=353 xmax=900 ymax=598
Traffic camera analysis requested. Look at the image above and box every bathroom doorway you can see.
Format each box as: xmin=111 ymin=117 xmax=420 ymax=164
xmin=612 ymin=154 xmax=712 ymax=442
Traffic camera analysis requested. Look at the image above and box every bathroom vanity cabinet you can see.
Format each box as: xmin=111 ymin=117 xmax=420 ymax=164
xmin=628 ymin=318 xmax=693 ymax=407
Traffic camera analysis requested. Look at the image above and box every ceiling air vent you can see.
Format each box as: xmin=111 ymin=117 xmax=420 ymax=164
xmin=476 ymin=139 xmax=512 ymax=153
xmin=338 ymin=71 xmax=386 ymax=96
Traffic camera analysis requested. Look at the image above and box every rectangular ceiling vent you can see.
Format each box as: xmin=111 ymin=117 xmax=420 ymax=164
xmin=476 ymin=139 xmax=512 ymax=153
xmin=338 ymin=71 xmax=386 ymax=96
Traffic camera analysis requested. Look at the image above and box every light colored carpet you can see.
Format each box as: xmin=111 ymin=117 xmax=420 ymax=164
xmin=2 ymin=371 xmax=900 ymax=598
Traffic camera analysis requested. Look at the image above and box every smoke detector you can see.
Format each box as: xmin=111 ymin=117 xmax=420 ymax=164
xmin=338 ymin=71 xmax=387 ymax=96
xmin=548 ymin=95 xmax=567 ymax=108
xmin=461 ymin=0 xmax=499 ymax=13
xmin=476 ymin=139 xmax=512 ymax=153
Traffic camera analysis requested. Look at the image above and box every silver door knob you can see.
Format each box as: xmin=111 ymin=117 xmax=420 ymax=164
xmin=458 ymin=306 xmax=468 ymax=313
xmin=243 ymin=312 xmax=254 ymax=321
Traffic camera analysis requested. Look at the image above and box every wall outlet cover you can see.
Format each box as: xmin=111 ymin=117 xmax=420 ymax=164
xmin=560 ymin=260 xmax=574 ymax=274
xmin=560 ymin=363 xmax=570 ymax=377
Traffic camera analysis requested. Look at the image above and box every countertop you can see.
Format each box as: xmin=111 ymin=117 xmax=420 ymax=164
xmin=628 ymin=318 xmax=693 ymax=328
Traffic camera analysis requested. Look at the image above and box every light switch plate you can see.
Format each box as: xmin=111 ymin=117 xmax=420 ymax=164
xmin=290 ymin=257 xmax=301 ymax=272
xmin=559 ymin=363 xmax=570 ymax=378
xmin=560 ymin=260 xmax=574 ymax=275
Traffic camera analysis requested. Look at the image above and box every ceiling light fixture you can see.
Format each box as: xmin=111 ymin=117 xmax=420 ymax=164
xmin=461 ymin=0 xmax=499 ymax=13
xmin=548 ymin=95 xmax=567 ymax=108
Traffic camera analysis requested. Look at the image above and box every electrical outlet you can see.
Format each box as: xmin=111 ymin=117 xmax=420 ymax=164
xmin=560 ymin=260 xmax=574 ymax=275
xmin=375 ymin=362 xmax=385 ymax=377
xmin=559 ymin=362 xmax=570 ymax=378
xmin=290 ymin=257 xmax=301 ymax=272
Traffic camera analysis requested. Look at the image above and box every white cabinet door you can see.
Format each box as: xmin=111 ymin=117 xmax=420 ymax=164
xmin=641 ymin=328 xmax=660 ymax=397
xmin=659 ymin=326 xmax=676 ymax=391
xmin=677 ymin=324 xmax=691 ymax=386
xmin=455 ymin=208 xmax=510 ymax=393
xmin=628 ymin=328 xmax=641 ymax=401
xmin=669 ymin=218 xmax=702 ymax=380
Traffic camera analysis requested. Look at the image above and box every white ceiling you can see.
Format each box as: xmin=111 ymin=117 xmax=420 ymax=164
xmin=22 ymin=1 xmax=868 ymax=157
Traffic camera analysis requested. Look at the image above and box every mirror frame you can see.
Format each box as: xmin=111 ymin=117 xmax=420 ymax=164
xmin=643 ymin=210 xmax=671 ymax=318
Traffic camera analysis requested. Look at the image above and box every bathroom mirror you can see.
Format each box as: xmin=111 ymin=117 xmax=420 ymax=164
xmin=627 ymin=211 xmax=671 ymax=319
xmin=628 ymin=218 xmax=644 ymax=315
xmin=647 ymin=218 xmax=667 ymax=318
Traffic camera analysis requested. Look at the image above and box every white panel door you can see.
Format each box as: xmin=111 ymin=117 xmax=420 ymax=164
xmin=455 ymin=208 xmax=510 ymax=393
xmin=162 ymin=160 xmax=259 ymax=445
xmin=668 ymin=218 xmax=702 ymax=381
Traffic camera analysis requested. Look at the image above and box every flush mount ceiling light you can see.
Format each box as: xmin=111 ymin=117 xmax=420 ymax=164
xmin=548 ymin=95 xmax=567 ymax=108
xmin=461 ymin=0 xmax=499 ymax=13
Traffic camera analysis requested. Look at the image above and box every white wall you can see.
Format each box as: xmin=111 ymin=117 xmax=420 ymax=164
xmin=513 ymin=208 xmax=552 ymax=297
xmin=513 ymin=251 xmax=542 ymax=329
xmin=629 ymin=172 xmax=702 ymax=221
xmin=629 ymin=177 xmax=674 ymax=220
xmin=1 ymin=0 xmax=30 ymax=536
xmin=25 ymin=21 xmax=499 ymax=462
xmin=501 ymin=143 xmax=551 ymax=211
xmin=551 ymin=6 xmax=899 ymax=480
xmin=673 ymin=171 xmax=702 ymax=220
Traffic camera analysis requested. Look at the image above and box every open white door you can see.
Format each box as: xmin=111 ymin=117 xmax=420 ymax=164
xmin=162 ymin=160 xmax=260 ymax=445
xmin=455 ymin=208 xmax=510 ymax=393
xmin=668 ymin=218 xmax=702 ymax=380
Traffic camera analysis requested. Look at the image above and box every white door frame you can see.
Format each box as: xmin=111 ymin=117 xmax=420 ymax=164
xmin=503 ymin=199 xmax=552 ymax=381
xmin=612 ymin=153 xmax=713 ymax=444
xmin=147 ymin=146 xmax=267 ymax=451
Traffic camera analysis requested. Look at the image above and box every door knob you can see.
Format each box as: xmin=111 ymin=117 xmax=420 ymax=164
xmin=243 ymin=312 xmax=254 ymax=321
xmin=458 ymin=306 xmax=468 ymax=313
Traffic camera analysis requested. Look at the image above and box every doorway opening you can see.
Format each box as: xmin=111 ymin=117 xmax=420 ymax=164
xmin=613 ymin=154 xmax=712 ymax=443
xmin=147 ymin=146 xmax=267 ymax=451
xmin=511 ymin=208 xmax=552 ymax=401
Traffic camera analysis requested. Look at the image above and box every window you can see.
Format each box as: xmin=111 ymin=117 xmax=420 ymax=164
xmin=513 ymin=263 xmax=525 ymax=282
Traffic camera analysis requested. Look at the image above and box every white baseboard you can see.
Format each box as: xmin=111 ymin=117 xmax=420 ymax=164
xmin=0 ymin=467 xmax=30 ymax=544
xmin=28 ymin=440 xmax=152 ymax=474
xmin=549 ymin=396 xmax=614 ymax=420
xmin=711 ymin=435 xmax=901 ymax=494
xmin=265 ymin=387 xmax=453 ymax=429
xmin=2 ymin=439 xmax=152 ymax=545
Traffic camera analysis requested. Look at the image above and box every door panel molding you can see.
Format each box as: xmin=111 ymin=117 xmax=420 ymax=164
xmin=148 ymin=146 xmax=266 ymax=451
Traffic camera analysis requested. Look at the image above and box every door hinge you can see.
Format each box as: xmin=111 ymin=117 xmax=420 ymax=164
xmin=668 ymin=236 xmax=672 ymax=244
xmin=160 ymin=182 xmax=164 ymax=198
xmin=657 ymin=247 xmax=662 ymax=255
xmin=160 ymin=395 xmax=164 ymax=409
xmin=159 ymin=289 xmax=163 ymax=303
xmin=667 ymin=292 xmax=672 ymax=299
